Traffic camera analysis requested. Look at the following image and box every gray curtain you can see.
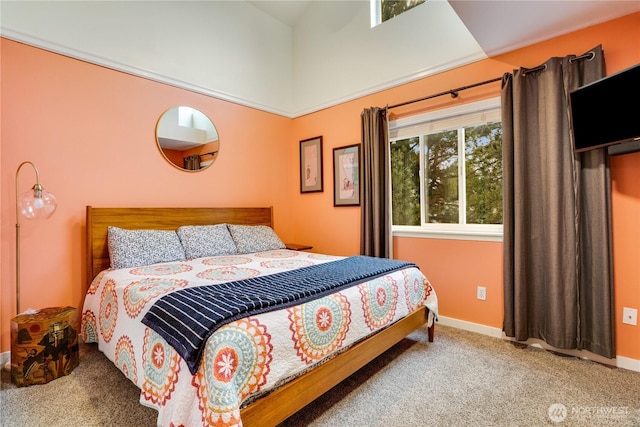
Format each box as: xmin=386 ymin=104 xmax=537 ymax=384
xmin=502 ymin=45 xmax=615 ymax=358
xmin=360 ymin=107 xmax=391 ymax=258
xmin=183 ymin=155 xmax=201 ymax=170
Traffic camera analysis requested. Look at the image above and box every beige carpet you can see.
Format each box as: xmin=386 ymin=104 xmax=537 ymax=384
xmin=2 ymin=325 xmax=639 ymax=426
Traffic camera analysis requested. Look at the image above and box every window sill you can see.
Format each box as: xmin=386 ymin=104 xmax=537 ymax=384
xmin=392 ymin=226 xmax=503 ymax=242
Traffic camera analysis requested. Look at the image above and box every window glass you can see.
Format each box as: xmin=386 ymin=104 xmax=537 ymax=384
xmin=425 ymin=130 xmax=458 ymax=224
xmin=372 ymin=0 xmax=427 ymax=27
xmin=464 ymin=123 xmax=503 ymax=225
xmin=391 ymin=137 xmax=420 ymax=225
xmin=389 ymin=98 xmax=503 ymax=240
xmin=382 ymin=0 xmax=426 ymax=22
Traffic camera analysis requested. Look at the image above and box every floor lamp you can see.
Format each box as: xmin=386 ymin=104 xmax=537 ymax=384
xmin=15 ymin=161 xmax=57 ymax=315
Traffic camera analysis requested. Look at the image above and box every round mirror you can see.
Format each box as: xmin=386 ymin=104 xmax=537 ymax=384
xmin=156 ymin=106 xmax=220 ymax=171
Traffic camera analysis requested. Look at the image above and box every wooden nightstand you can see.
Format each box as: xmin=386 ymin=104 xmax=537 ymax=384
xmin=10 ymin=306 xmax=80 ymax=387
xmin=285 ymin=243 xmax=313 ymax=251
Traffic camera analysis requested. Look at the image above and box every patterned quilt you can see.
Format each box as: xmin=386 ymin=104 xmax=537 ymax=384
xmin=81 ymin=249 xmax=438 ymax=427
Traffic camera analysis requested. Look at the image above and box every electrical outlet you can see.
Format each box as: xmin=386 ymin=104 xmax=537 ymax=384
xmin=622 ymin=307 xmax=638 ymax=326
xmin=477 ymin=286 xmax=487 ymax=301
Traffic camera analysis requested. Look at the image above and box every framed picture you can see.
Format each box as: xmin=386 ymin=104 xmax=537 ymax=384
xmin=333 ymin=144 xmax=360 ymax=206
xmin=300 ymin=136 xmax=323 ymax=193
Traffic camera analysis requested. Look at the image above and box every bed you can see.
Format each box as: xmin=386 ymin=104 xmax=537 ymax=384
xmin=81 ymin=206 xmax=438 ymax=426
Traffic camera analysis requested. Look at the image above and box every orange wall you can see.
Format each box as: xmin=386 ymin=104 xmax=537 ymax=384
xmin=0 ymin=39 xmax=294 ymax=351
xmin=1 ymin=13 xmax=638 ymax=362
xmin=292 ymin=13 xmax=640 ymax=360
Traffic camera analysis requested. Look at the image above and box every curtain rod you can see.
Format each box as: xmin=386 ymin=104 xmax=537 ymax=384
xmin=521 ymin=50 xmax=595 ymax=76
xmin=385 ymin=51 xmax=595 ymax=111
xmin=385 ymin=76 xmax=503 ymax=111
xmin=199 ymin=151 xmax=217 ymax=157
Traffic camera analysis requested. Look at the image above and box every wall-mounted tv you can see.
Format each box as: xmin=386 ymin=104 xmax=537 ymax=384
xmin=569 ymin=63 xmax=640 ymax=155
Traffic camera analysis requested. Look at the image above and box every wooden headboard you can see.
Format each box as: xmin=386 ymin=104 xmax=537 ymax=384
xmin=86 ymin=206 xmax=274 ymax=286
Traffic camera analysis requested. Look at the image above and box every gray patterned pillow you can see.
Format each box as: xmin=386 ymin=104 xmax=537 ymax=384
xmin=227 ymin=224 xmax=285 ymax=254
xmin=107 ymin=226 xmax=186 ymax=269
xmin=177 ymin=224 xmax=238 ymax=259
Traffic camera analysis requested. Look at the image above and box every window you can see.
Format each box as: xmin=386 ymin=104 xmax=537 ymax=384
xmin=371 ymin=0 xmax=426 ymax=27
xmin=389 ymin=98 xmax=503 ymax=241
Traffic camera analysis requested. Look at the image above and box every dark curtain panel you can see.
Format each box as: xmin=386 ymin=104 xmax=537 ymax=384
xmin=360 ymin=107 xmax=391 ymax=258
xmin=502 ymin=45 xmax=615 ymax=358
xmin=184 ymin=155 xmax=200 ymax=170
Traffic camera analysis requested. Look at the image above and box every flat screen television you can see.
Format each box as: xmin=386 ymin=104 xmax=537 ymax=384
xmin=569 ymin=63 xmax=640 ymax=155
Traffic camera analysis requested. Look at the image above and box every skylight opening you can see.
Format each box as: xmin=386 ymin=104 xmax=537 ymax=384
xmin=371 ymin=0 xmax=427 ymax=28
xmin=371 ymin=0 xmax=427 ymax=27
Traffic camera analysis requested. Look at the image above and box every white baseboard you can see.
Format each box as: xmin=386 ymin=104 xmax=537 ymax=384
xmin=616 ymin=355 xmax=640 ymax=372
xmin=437 ymin=315 xmax=504 ymax=338
xmin=437 ymin=315 xmax=640 ymax=373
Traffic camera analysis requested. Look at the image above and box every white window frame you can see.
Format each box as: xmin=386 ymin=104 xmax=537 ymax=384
xmin=370 ymin=0 xmax=381 ymax=28
xmin=389 ymin=97 xmax=503 ymax=242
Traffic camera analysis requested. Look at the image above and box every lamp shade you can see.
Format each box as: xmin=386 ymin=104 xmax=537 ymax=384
xmin=18 ymin=184 xmax=57 ymax=219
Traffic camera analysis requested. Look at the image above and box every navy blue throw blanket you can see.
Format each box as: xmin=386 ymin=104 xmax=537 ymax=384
xmin=142 ymin=255 xmax=417 ymax=374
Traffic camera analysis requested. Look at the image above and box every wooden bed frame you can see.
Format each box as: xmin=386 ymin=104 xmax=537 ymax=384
xmin=86 ymin=206 xmax=434 ymax=426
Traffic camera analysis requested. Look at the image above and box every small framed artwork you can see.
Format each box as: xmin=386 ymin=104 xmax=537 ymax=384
xmin=300 ymin=136 xmax=323 ymax=193
xmin=333 ymin=144 xmax=360 ymax=206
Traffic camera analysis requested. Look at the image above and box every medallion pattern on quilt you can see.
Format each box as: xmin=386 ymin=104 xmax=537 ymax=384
xmin=288 ymin=293 xmax=351 ymax=364
xmin=259 ymin=259 xmax=314 ymax=269
xmin=81 ymin=310 xmax=97 ymax=343
xmin=196 ymin=266 xmax=260 ymax=281
xmin=202 ymin=256 xmax=252 ymax=266
xmin=359 ymin=276 xmax=398 ymax=330
xmin=254 ymin=249 xmax=297 ymax=258
xmin=403 ymin=269 xmax=426 ymax=311
xmin=129 ymin=263 xmax=193 ymax=276
xmin=142 ymin=328 xmax=181 ymax=405
xmin=192 ymin=317 xmax=273 ymax=427
xmin=99 ymin=279 xmax=118 ymax=342
xmin=116 ymin=335 xmax=138 ymax=383
xmin=308 ymin=253 xmax=341 ymax=261
xmin=425 ymin=280 xmax=434 ymax=298
xmin=87 ymin=270 xmax=108 ymax=295
xmin=124 ymin=278 xmax=189 ymax=318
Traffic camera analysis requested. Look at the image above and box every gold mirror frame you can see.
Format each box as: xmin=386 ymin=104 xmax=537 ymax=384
xmin=156 ymin=106 xmax=220 ymax=171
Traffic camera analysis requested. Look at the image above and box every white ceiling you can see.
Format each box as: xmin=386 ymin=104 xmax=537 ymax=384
xmin=449 ymin=0 xmax=640 ymax=57
xmin=248 ymin=0 xmax=313 ymax=27
xmin=249 ymin=0 xmax=640 ymax=58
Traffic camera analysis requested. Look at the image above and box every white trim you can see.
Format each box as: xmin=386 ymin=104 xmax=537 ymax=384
xmin=616 ymin=356 xmax=640 ymax=373
xmin=370 ymin=0 xmax=381 ymax=28
xmin=437 ymin=315 xmax=504 ymax=338
xmin=438 ymin=316 xmax=640 ymax=373
xmin=393 ymin=226 xmax=503 ymax=242
xmin=0 ymin=29 xmax=293 ymax=118
xmin=1 ymin=27 xmax=487 ymax=119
